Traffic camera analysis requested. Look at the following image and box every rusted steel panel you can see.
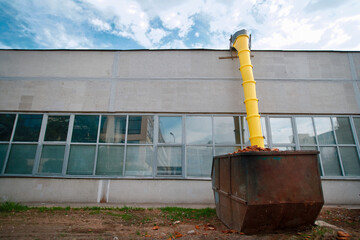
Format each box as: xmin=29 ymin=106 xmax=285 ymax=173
xmin=211 ymin=151 xmax=324 ymax=234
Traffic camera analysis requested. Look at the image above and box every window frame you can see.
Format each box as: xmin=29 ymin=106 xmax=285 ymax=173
xmin=0 ymin=112 xmax=359 ymax=180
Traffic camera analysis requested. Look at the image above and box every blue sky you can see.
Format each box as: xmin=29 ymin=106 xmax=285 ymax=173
xmin=0 ymin=0 xmax=359 ymax=50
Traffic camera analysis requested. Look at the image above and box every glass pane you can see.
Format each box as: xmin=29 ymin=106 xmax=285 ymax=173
xmin=0 ymin=114 xmax=16 ymax=141
xmin=158 ymin=117 xmax=182 ymax=144
xmin=276 ymin=146 xmax=295 ymax=150
xmin=44 ymin=116 xmax=69 ymax=141
xmin=71 ymin=115 xmax=99 ymax=143
xmin=67 ymin=145 xmax=95 ymax=175
xmin=320 ymin=147 xmax=342 ymax=176
xmin=186 ymin=146 xmax=213 ymax=177
xmin=300 ymin=146 xmax=317 ymax=150
xmin=215 ymin=146 xmax=239 ymax=156
xmin=13 ymin=114 xmax=42 ymax=142
xmin=127 ymin=116 xmax=154 ymax=144
xmin=186 ymin=116 xmax=212 ymax=144
xmin=353 ymin=118 xmax=360 ymax=143
xmin=214 ymin=117 xmax=240 ymax=144
xmin=157 ymin=147 xmax=182 ymax=176
xmin=314 ymin=117 xmax=335 ymax=144
xmin=5 ymin=144 xmax=37 ymax=174
xmin=38 ymin=145 xmax=65 ymax=174
xmin=242 ymin=117 xmax=267 ymax=146
xmin=296 ymin=117 xmax=316 ymax=144
xmin=125 ymin=146 xmax=153 ymax=176
xmin=332 ymin=117 xmax=355 ymax=144
xmin=339 ymin=147 xmax=360 ymax=176
xmin=0 ymin=144 xmax=9 ymax=171
xmin=270 ymin=118 xmax=294 ymax=144
xmin=96 ymin=146 xmax=124 ymax=175
xmin=100 ymin=115 xmax=126 ymax=143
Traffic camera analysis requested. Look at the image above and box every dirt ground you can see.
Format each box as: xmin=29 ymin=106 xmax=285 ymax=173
xmin=0 ymin=205 xmax=359 ymax=240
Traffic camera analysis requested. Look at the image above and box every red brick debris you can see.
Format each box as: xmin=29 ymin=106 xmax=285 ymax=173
xmin=229 ymin=145 xmax=279 ymax=154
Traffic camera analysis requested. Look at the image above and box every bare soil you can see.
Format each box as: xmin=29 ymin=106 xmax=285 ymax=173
xmin=0 ymin=206 xmax=359 ymax=240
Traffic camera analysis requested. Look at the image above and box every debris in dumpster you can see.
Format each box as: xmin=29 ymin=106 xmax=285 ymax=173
xmin=229 ymin=145 xmax=279 ymax=154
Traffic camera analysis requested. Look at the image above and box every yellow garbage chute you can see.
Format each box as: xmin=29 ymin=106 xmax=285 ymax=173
xmin=231 ymin=29 xmax=264 ymax=148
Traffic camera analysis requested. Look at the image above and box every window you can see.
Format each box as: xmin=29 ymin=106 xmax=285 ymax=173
xmin=5 ymin=114 xmax=43 ymax=174
xmin=1 ymin=113 xmax=360 ymax=178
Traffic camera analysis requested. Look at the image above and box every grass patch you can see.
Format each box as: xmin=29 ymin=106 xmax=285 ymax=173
xmin=160 ymin=207 xmax=216 ymax=221
xmin=0 ymin=202 xmax=30 ymax=212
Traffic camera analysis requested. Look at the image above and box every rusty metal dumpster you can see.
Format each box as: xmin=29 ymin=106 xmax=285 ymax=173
xmin=211 ymin=150 xmax=324 ymax=234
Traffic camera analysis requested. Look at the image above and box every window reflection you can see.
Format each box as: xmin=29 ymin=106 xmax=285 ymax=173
xmin=186 ymin=116 xmax=212 ymax=144
xmin=96 ymin=146 xmax=124 ymax=175
xmin=0 ymin=114 xmax=16 ymax=141
xmin=157 ymin=147 xmax=182 ymax=176
xmin=100 ymin=115 xmax=126 ymax=143
xmin=339 ymin=147 xmax=360 ymax=176
xmin=296 ymin=117 xmax=316 ymax=144
xmin=332 ymin=117 xmax=355 ymax=144
xmin=72 ymin=115 xmax=99 ymax=143
xmin=314 ymin=117 xmax=335 ymax=144
xmin=127 ymin=116 xmax=153 ymax=144
xmin=13 ymin=114 xmax=43 ymax=142
xmin=159 ymin=117 xmax=182 ymax=144
xmin=45 ymin=116 xmax=69 ymax=142
xmin=5 ymin=144 xmax=37 ymax=174
xmin=125 ymin=146 xmax=153 ymax=176
xmin=186 ymin=146 xmax=213 ymax=177
xmin=320 ymin=147 xmax=342 ymax=176
xmin=270 ymin=118 xmax=294 ymax=144
xmin=39 ymin=145 xmax=65 ymax=174
xmin=214 ymin=117 xmax=240 ymax=144
xmin=67 ymin=145 xmax=95 ymax=175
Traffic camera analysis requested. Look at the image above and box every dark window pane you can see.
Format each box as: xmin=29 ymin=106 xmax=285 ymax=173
xmin=0 ymin=114 xmax=16 ymax=141
xmin=296 ymin=117 xmax=316 ymax=144
xmin=71 ymin=115 xmax=99 ymax=143
xmin=127 ymin=116 xmax=154 ymax=144
xmin=157 ymin=147 xmax=182 ymax=176
xmin=125 ymin=146 xmax=153 ymax=176
xmin=44 ymin=116 xmax=69 ymax=141
xmin=0 ymin=144 xmax=9 ymax=171
xmin=332 ymin=117 xmax=355 ymax=144
xmin=353 ymin=118 xmax=360 ymax=143
xmin=320 ymin=147 xmax=342 ymax=176
xmin=314 ymin=117 xmax=335 ymax=144
xmin=186 ymin=117 xmax=212 ymax=144
xmin=158 ymin=116 xmax=182 ymax=144
xmin=186 ymin=146 xmax=213 ymax=177
xmin=339 ymin=147 xmax=360 ymax=176
xmin=214 ymin=117 xmax=240 ymax=144
xmin=67 ymin=145 xmax=95 ymax=175
xmin=99 ymin=116 xmax=126 ymax=143
xmin=5 ymin=144 xmax=37 ymax=174
xmin=13 ymin=114 xmax=42 ymax=142
xmin=38 ymin=145 xmax=65 ymax=174
xmin=96 ymin=146 xmax=124 ymax=175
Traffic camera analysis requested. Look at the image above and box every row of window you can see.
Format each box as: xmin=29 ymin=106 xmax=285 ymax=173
xmin=0 ymin=113 xmax=360 ymax=178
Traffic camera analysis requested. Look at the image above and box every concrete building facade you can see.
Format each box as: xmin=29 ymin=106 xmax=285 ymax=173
xmin=0 ymin=49 xmax=359 ymax=206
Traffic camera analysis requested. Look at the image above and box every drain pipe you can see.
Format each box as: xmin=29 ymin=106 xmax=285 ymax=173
xmin=231 ymin=29 xmax=264 ymax=148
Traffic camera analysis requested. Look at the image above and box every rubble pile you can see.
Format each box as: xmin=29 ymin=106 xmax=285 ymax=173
xmin=229 ymin=145 xmax=279 ymax=154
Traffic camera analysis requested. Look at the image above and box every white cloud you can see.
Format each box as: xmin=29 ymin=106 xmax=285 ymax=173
xmin=3 ymin=0 xmax=360 ymax=50
xmin=90 ymin=18 xmax=111 ymax=31
xmin=0 ymin=42 xmax=12 ymax=49
xmin=36 ymin=24 xmax=94 ymax=49
xmin=148 ymin=28 xmax=169 ymax=44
